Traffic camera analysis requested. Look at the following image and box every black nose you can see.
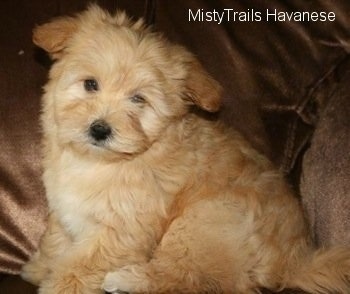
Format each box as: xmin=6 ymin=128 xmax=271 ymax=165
xmin=89 ymin=120 xmax=112 ymax=141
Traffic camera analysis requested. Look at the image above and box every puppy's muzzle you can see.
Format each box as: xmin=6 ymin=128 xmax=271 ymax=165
xmin=89 ymin=119 xmax=112 ymax=142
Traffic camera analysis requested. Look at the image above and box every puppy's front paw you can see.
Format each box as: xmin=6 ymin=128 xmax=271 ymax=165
xmin=103 ymin=265 xmax=149 ymax=294
xmin=103 ymin=271 xmax=131 ymax=294
xmin=21 ymin=252 xmax=49 ymax=285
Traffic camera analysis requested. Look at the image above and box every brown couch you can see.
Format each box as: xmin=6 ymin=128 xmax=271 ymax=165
xmin=0 ymin=0 xmax=349 ymax=293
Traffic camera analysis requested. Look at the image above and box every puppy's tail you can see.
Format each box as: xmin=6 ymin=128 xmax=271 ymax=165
xmin=288 ymin=247 xmax=350 ymax=293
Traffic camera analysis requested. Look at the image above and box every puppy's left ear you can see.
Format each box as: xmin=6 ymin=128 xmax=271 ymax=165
xmin=33 ymin=16 xmax=78 ymax=59
xmin=185 ymin=59 xmax=223 ymax=113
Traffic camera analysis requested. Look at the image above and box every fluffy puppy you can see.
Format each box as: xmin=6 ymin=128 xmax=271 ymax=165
xmin=21 ymin=5 xmax=350 ymax=294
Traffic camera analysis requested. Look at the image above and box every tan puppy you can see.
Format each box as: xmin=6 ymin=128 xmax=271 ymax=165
xmin=21 ymin=5 xmax=350 ymax=294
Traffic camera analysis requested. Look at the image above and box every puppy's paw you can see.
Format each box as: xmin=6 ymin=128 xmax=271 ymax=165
xmin=103 ymin=271 xmax=133 ymax=293
xmin=103 ymin=265 xmax=149 ymax=294
xmin=21 ymin=252 xmax=49 ymax=285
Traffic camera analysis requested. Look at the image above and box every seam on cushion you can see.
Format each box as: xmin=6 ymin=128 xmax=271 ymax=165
xmin=295 ymin=54 xmax=348 ymax=124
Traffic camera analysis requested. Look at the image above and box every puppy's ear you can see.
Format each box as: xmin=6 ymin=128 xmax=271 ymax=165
xmin=185 ymin=59 xmax=223 ymax=113
xmin=33 ymin=17 xmax=78 ymax=59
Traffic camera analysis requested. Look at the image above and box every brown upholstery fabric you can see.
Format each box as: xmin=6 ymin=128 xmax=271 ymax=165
xmin=300 ymin=57 xmax=350 ymax=246
xmin=0 ymin=0 xmax=349 ymax=293
xmin=155 ymin=0 xmax=350 ymax=171
xmin=0 ymin=1 xmax=47 ymax=275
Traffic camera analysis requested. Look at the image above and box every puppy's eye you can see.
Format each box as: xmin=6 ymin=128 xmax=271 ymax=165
xmin=84 ymin=79 xmax=99 ymax=92
xmin=130 ymin=94 xmax=146 ymax=104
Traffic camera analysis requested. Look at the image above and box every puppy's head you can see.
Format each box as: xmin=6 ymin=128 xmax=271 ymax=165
xmin=35 ymin=5 xmax=222 ymax=160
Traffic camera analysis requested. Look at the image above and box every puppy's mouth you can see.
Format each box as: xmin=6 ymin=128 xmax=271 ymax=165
xmin=86 ymin=138 xmax=133 ymax=159
xmin=90 ymin=138 xmax=111 ymax=148
xmin=87 ymin=134 xmax=138 ymax=158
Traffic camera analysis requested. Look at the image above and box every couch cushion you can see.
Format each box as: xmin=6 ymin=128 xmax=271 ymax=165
xmin=155 ymin=0 xmax=350 ymax=172
xmin=300 ymin=57 xmax=350 ymax=246
xmin=0 ymin=0 xmax=47 ymax=274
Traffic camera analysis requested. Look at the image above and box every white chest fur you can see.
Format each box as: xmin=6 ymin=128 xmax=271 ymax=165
xmin=43 ymin=151 xmax=172 ymax=241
